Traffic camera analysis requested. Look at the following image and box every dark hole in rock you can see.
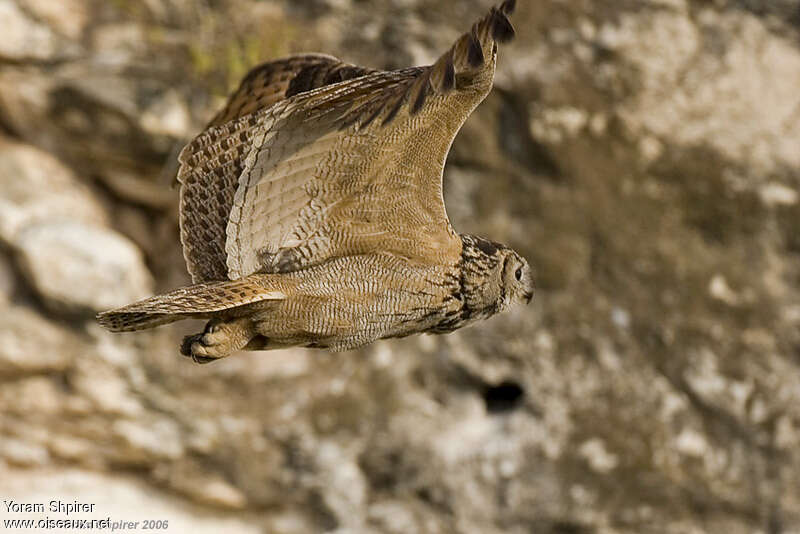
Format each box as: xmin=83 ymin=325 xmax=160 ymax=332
xmin=483 ymin=380 xmax=524 ymax=413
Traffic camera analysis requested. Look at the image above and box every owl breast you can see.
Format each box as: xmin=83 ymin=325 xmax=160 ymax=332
xmin=246 ymin=254 xmax=463 ymax=351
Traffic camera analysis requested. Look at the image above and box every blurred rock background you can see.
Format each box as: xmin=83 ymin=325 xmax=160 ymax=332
xmin=1 ymin=0 xmax=799 ymax=532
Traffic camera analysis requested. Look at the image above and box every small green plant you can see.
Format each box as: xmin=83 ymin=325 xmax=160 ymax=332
xmin=187 ymin=5 xmax=294 ymax=97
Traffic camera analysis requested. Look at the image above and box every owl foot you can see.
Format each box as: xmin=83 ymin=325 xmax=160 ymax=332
xmin=180 ymin=317 xmax=255 ymax=364
xmin=180 ymin=333 xmax=217 ymax=364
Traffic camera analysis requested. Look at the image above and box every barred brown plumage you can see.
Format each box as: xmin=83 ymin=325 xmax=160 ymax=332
xmin=96 ymin=1 xmax=534 ymax=363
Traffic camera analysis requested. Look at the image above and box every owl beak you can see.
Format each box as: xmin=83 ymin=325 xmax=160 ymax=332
xmin=524 ymin=291 xmax=533 ymax=304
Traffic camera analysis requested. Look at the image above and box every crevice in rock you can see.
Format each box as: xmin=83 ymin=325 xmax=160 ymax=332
xmin=482 ymin=380 xmax=524 ymax=414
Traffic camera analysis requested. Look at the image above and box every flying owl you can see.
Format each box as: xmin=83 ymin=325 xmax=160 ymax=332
xmin=98 ymin=0 xmax=534 ymax=363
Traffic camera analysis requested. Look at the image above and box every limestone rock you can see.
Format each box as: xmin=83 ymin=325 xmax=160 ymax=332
xmin=15 ymin=221 xmax=153 ymax=313
xmin=613 ymin=8 xmax=800 ymax=175
xmin=0 ymin=305 xmax=79 ymax=374
xmin=20 ymin=0 xmax=90 ymax=41
xmin=0 ymin=137 xmax=153 ymax=312
xmin=112 ymin=418 xmax=185 ymax=462
xmin=0 ymin=251 xmax=14 ymax=302
xmin=0 ymin=0 xmax=79 ymax=62
xmin=0 ymin=136 xmax=107 ymax=243
xmin=0 ymin=438 xmax=50 ymax=467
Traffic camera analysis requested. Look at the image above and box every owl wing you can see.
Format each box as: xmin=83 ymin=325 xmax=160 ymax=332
xmin=180 ymin=1 xmax=517 ymax=281
xmin=179 ymin=54 xmax=379 ymax=282
xmin=206 ymin=54 xmax=379 ymax=128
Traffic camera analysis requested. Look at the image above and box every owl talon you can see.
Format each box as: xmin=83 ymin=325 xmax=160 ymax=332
xmin=179 ymin=318 xmax=255 ymax=364
xmin=180 ymin=333 xmax=202 ymax=356
xmin=180 ymin=332 xmax=224 ymax=364
xmin=191 ymin=353 xmax=218 ymax=365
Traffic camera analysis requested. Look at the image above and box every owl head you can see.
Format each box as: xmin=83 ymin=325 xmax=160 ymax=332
xmin=459 ymin=235 xmax=533 ymax=319
xmin=500 ymin=249 xmax=534 ymax=308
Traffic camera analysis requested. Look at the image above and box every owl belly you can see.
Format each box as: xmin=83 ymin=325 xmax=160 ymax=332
xmin=248 ymin=254 xmax=460 ymax=350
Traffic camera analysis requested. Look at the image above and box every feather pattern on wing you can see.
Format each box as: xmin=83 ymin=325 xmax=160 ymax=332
xmin=179 ymin=55 xmax=377 ymax=282
xmin=179 ymin=1 xmax=517 ymax=281
xmin=207 ymin=54 xmax=378 ymax=128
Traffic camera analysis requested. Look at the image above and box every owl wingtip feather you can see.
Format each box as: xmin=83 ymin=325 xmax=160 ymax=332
xmin=377 ymin=0 xmax=518 ymax=127
xmin=491 ymin=8 xmax=515 ymax=43
xmin=501 ymin=0 xmax=517 ymax=15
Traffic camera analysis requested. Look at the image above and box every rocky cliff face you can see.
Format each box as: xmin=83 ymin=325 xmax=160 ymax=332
xmin=1 ymin=0 xmax=799 ymax=532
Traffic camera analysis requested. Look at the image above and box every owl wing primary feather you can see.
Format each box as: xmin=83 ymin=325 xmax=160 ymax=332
xmin=207 ymin=54 xmax=379 ymax=128
xmin=181 ymin=1 xmax=517 ymax=281
xmin=179 ymin=54 xmax=378 ymax=283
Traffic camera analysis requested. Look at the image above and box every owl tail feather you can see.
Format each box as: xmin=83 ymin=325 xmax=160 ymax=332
xmin=96 ymin=310 xmax=187 ymax=333
xmin=96 ymin=277 xmax=287 ymax=332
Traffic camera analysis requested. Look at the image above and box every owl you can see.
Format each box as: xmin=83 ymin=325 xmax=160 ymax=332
xmin=98 ymin=0 xmax=533 ymax=363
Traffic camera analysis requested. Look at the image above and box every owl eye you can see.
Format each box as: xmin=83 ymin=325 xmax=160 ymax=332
xmin=515 ymin=267 xmax=522 ymax=281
